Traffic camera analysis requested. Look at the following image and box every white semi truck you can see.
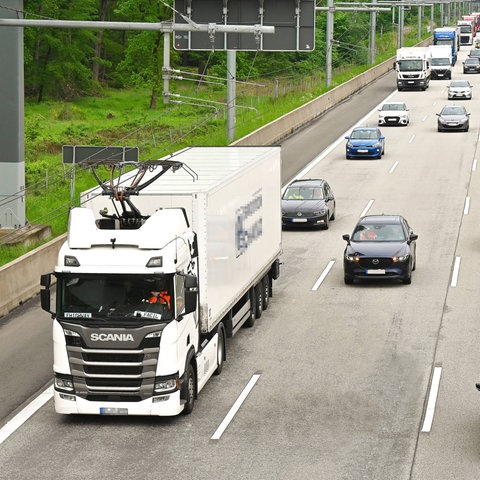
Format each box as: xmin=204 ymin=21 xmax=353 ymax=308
xmin=40 ymin=146 xmax=282 ymax=416
xmin=395 ymin=47 xmax=431 ymax=91
xmin=428 ymin=44 xmax=452 ymax=79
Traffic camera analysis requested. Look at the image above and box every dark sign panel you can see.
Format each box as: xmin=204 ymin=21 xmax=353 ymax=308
xmin=174 ymin=0 xmax=315 ymax=52
xmin=62 ymin=146 xmax=139 ymax=164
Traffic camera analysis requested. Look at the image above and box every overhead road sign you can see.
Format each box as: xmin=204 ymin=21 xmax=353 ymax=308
xmin=174 ymin=0 xmax=316 ymax=51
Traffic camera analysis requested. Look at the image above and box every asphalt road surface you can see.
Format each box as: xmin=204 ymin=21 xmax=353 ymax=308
xmin=2 ymin=51 xmax=480 ymax=479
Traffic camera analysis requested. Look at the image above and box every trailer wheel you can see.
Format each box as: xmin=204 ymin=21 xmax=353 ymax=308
xmin=214 ymin=326 xmax=225 ymax=376
xmin=243 ymin=290 xmax=256 ymax=328
xmin=254 ymin=283 xmax=263 ymax=318
xmin=183 ymin=364 xmax=195 ymax=415
xmin=262 ymin=276 xmax=270 ymax=310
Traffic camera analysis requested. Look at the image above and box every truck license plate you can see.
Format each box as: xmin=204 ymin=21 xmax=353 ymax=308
xmin=100 ymin=407 xmax=128 ymax=415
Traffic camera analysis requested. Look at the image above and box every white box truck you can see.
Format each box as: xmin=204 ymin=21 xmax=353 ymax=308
xmin=40 ymin=146 xmax=282 ymax=416
xmin=428 ymin=44 xmax=452 ymax=79
xmin=395 ymin=47 xmax=431 ymax=90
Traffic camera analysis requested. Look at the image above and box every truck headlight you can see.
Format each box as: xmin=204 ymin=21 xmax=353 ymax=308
xmin=154 ymin=376 xmax=179 ymax=394
xmin=55 ymin=374 xmax=75 ymax=393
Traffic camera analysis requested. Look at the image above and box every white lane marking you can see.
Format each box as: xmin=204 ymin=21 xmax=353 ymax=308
xmin=473 ymin=159 xmax=477 ymax=171
xmin=312 ymin=260 xmax=336 ymax=291
xmin=360 ymin=199 xmax=374 ymax=218
xmin=285 ymin=91 xmax=398 ymax=186
xmin=421 ymin=366 xmax=442 ymax=433
xmin=211 ymin=374 xmax=260 ymax=440
xmin=422 ymin=115 xmax=428 ymax=122
xmin=389 ymin=161 xmax=399 ymax=174
xmin=408 ymin=134 xmax=415 ymax=144
xmin=0 ymin=385 xmax=53 ymax=445
xmin=451 ymin=256 xmax=461 ymax=287
xmin=464 ymin=197 xmax=471 ymax=215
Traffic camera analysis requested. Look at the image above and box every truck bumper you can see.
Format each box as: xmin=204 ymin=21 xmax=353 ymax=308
xmin=397 ymin=79 xmax=428 ymax=89
xmin=54 ymin=389 xmax=185 ymax=416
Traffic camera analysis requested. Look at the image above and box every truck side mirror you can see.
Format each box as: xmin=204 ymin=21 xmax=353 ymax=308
xmin=40 ymin=273 xmax=55 ymax=316
xmin=184 ymin=274 xmax=198 ymax=315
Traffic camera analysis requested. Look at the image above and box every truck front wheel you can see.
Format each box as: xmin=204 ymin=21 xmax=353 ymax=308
xmin=214 ymin=326 xmax=225 ymax=376
xmin=183 ymin=364 xmax=196 ymax=415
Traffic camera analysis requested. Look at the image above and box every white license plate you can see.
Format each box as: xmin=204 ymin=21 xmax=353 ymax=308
xmin=292 ymin=218 xmax=307 ymax=223
xmin=100 ymin=407 xmax=128 ymax=415
xmin=357 ymin=149 xmax=368 ymax=153
xmin=447 ymin=123 xmax=459 ymax=126
xmin=366 ymin=269 xmax=385 ymax=274
xmin=407 ymin=81 xmax=415 ymax=84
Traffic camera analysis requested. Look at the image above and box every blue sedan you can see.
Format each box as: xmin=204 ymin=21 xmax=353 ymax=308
xmin=345 ymin=127 xmax=385 ymax=159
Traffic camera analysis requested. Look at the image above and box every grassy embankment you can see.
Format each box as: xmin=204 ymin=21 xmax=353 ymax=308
xmin=0 ymin=29 xmax=428 ymax=266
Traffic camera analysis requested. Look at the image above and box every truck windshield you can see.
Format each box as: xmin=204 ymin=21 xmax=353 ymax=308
xmin=56 ymin=273 xmax=175 ymax=323
xmin=398 ymin=59 xmax=423 ymax=71
xmin=431 ymin=58 xmax=450 ymax=66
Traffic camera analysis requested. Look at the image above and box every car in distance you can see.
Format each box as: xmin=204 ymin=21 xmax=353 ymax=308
xmin=436 ymin=105 xmax=470 ymax=132
xmin=463 ymin=57 xmax=480 ymax=73
xmin=342 ymin=214 xmax=418 ymax=285
xmin=447 ymin=79 xmax=473 ymax=100
xmin=468 ymin=48 xmax=480 ymax=58
xmin=281 ymin=178 xmax=335 ymax=229
xmin=378 ymin=102 xmax=409 ymax=126
xmin=345 ymin=127 xmax=385 ymax=159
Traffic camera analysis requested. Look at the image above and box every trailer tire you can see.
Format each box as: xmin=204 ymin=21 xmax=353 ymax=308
xmin=254 ymin=283 xmax=263 ymax=319
xmin=183 ymin=364 xmax=196 ymax=415
xmin=214 ymin=326 xmax=225 ymax=376
xmin=243 ymin=290 xmax=256 ymax=328
xmin=262 ymin=276 xmax=270 ymax=310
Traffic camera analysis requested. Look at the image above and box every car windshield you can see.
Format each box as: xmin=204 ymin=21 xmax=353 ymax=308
xmin=382 ymin=104 xmax=405 ymax=111
xmin=352 ymin=224 xmax=406 ymax=242
xmin=283 ymin=186 xmax=324 ymax=200
xmin=465 ymin=58 xmax=479 ymax=64
xmin=441 ymin=106 xmax=466 ymax=115
xmin=451 ymin=81 xmax=470 ymax=87
xmin=350 ymin=129 xmax=378 ymax=140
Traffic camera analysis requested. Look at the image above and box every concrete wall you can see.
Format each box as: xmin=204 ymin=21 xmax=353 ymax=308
xmin=0 ymin=41 xmax=431 ymax=318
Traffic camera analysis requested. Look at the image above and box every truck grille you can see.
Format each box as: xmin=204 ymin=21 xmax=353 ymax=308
xmin=66 ymin=336 xmax=161 ymax=402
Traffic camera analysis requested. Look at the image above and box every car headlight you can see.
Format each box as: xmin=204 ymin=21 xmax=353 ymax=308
xmin=393 ymin=254 xmax=409 ymax=262
xmin=346 ymin=142 xmax=353 ymax=148
xmin=314 ymin=209 xmax=326 ymax=216
xmin=373 ymin=142 xmax=381 ymax=148
xmin=345 ymin=253 xmax=360 ymax=262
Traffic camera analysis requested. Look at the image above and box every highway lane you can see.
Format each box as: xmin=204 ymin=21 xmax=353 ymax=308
xmin=3 ymin=51 xmax=480 ymax=479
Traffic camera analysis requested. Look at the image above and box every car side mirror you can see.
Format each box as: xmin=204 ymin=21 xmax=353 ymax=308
xmin=342 ymin=234 xmax=350 ymax=243
xmin=409 ymin=234 xmax=418 ymax=242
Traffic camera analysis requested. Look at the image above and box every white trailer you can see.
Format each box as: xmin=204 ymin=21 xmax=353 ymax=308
xmin=395 ymin=47 xmax=431 ymax=91
xmin=428 ymin=45 xmax=452 ymax=79
xmin=40 ymin=146 xmax=282 ymax=416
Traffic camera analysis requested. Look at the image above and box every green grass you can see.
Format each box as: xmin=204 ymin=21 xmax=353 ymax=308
xmin=0 ymin=29 xmax=431 ymax=266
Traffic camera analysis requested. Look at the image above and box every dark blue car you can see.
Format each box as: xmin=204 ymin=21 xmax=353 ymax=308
xmin=342 ymin=214 xmax=418 ymax=285
xmin=345 ymin=127 xmax=385 ymax=159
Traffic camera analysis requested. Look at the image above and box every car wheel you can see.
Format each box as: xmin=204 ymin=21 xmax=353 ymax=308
xmin=330 ymin=205 xmax=336 ymax=221
xmin=346 ymin=155 xmax=350 ymax=160
xmin=344 ymin=275 xmax=354 ymax=285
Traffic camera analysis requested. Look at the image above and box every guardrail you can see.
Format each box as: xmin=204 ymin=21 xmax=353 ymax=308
xmin=0 ymin=40 xmax=431 ymax=318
